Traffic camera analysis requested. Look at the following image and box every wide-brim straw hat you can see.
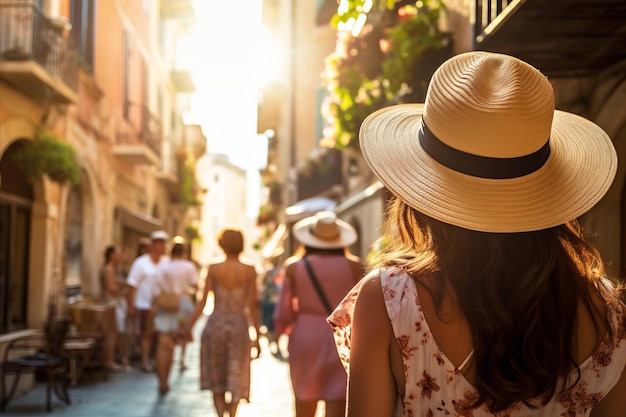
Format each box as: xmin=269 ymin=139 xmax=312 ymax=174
xmin=292 ymin=211 xmax=357 ymax=249
xmin=360 ymin=52 xmax=617 ymax=232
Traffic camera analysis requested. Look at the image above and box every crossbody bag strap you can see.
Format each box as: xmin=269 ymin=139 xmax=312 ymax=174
xmin=302 ymin=256 xmax=333 ymax=314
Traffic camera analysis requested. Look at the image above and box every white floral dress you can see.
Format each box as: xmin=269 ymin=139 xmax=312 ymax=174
xmin=328 ymin=268 xmax=626 ymax=417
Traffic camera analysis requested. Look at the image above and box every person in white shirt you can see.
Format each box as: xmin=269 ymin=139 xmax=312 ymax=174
xmin=152 ymin=240 xmax=199 ymax=395
xmin=126 ymin=230 xmax=169 ymax=372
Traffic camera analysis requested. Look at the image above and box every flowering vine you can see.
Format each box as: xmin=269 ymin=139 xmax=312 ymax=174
xmin=322 ymin=0 xmax=449 ymax=150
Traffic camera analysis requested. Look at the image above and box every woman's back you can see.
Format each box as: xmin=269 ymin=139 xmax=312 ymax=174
xmin=277 ymin=251 xmax=363 ymax=406
xmin=331 ymin=268 xmax=626 ymax=416
xmin=210 ymin=260 xmax=255 ymax=314
xmin=293 ymin=254 xmax=361 ymax=315
xmin=413 ymin=276 xmax=611 ymax=388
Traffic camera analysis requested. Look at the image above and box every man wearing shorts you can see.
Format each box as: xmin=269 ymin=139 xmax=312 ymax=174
xmin=127 ymin=230 xmax=168 ymax=372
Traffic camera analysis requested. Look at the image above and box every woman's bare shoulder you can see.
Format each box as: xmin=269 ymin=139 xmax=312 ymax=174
xmin=242 ymin=262 xmax=257 ymax=277
xmin=357 ymin=271 xmax=383 ymax=297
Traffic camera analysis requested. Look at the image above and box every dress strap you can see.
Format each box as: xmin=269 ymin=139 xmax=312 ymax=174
xmin=457 ymin=349 xmax=474 ymax=372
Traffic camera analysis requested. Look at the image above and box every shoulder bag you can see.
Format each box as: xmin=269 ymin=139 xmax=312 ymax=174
xmin=154 ymin=292 xmax=180 ymax=312
xmin=302 ymin=257 xmax=333 ymax=314
xmin=154 ymin=273 xmax=180 ymax=312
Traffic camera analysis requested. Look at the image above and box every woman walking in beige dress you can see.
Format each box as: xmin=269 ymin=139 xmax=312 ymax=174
xmin=187 ymin=228 xmax=261 ymax=417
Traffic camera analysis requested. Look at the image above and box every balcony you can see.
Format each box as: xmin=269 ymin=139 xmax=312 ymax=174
xmin=297 ymin=148 xmax=343 ymax=201
xmin=0 ymin=2 xmax=78 ymax=103
xmin=157 ymin=138 xmax=179 ymax=190
xmin=160 ymin=0 xmax=194 ymax=18
xmin=113 ymin=103 xmax=162 ymax=166
xmin=473 ymin=0 xmax=626 ymax=78
xmin=183 ymin=124 xmax=206 ymax=160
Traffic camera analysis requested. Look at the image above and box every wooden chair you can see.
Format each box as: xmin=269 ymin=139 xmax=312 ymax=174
xmin=0 ymin=315 xmax=72 ymax=412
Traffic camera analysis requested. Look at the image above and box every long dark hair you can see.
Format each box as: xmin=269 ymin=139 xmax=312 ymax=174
xmin=369 ymin=197 xmax=612 ymax=412
xmin=104 ymin=245 xmax=116 ymax=263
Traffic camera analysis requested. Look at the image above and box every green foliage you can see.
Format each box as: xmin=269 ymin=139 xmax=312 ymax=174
xmin=322 ymin=0 xmax=449 ymax=149
xmin=185 ymin=224 xmax=201 ymax=242
xmin=180 ymin=159 xmax=200 ymax=207
xmin=11 ymin=129 xmax=80 ymax=184
xmin=256 ymin=205 xmax=276 ymax=226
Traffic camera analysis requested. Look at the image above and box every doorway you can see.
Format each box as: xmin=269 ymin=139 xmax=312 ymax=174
xmin=0 ymin=141 xmax=33 ymax=333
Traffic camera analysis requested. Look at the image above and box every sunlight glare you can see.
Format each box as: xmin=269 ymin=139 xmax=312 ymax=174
xmin=255 ymin=24 xmax=285 ymax=88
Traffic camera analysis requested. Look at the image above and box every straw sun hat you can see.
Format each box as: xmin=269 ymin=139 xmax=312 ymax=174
xmin=360 ymin=51 xmax=617 ymax=233
xmin=292 ymin=211 xmax=357 ymax=249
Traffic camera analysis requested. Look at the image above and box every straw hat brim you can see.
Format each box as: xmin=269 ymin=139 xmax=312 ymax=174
xmin=292 ymin=216 xmax=357 ymax=249
xmin=360 ymin=103 xmax=617 ymax=232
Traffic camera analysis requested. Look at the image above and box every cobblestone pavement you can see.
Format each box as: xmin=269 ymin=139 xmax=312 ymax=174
xmin=2 ymin=317 xmax=326 ymax=417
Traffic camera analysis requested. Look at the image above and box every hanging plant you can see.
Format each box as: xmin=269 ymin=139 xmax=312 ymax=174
xmin=179 ymin=158 xmax=200 ymax=207
xmin=11 ymin=128 xmax=80 ymax=184
xmin=322 ymin=0 xmax=449 ymax=150
xmin=185 ymin=224 xmax=202 ymax=242
xmin=256 ymin=205 xmax=277 ymax=226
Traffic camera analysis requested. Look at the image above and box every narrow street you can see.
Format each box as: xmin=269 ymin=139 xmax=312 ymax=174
xmin=3 ymin=316 xmax=325 ymax=417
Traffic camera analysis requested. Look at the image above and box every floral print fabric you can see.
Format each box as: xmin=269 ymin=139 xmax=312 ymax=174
xmin=200 ymin=283 xmax=251 ymax=402
xmin=328 ymin=268 xmax=626 ymax=417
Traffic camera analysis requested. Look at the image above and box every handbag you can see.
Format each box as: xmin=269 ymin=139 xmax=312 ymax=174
xmin=302 ymin=257 xmax=333 ymax=314
xmin=154 ymin=292 xmax=180 ymax=312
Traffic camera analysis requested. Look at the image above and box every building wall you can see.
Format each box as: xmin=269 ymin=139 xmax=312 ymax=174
xmin=196 ymin=153 xmax=255 ymax=266
xmin=0 ymin=0 xmax=198 ymax=337
xmin=259 ymin=0 xmax=625 ymax=277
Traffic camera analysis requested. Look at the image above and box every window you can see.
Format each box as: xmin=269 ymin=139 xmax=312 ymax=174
xmin=70 ymin=0 xmax=96 ymax=73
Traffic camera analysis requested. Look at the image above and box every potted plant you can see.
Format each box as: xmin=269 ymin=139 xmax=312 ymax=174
xmin=179 ymin=160 xmax=200 ymax=207
xmin=185 ymin=225 xmax=201 ymax=242
xmin=11 ymin=128 xmax=80 ymax=184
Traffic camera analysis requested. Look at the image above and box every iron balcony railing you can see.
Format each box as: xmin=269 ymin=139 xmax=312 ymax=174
xmin=0 ymin=1 xmax=79 ymax=90
xmin=297 ymin=149 xmax=343 ymax=201
xmin=474 ymin=0 xmax=515 ymax=42
xmin=117 ymin=102 xmax=163 ymax=158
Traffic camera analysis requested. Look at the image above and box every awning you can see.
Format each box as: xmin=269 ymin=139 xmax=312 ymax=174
xmin=261 ymin=223 xmax=288 ymax=259
xmin=284 ymin=196 xmax=337 ymax=222
xmin=333 ymin=181 xmax=384 ymax=214
xmin=115 ymin=207 xmax=162 ymax=235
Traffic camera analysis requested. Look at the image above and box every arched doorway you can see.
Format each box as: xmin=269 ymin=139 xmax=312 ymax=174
xmin=0 ymin=140 xmax=33 ymax=333
xmin=64 ymin=168 xmax=100 ymax=300
xmin=65 ymin=183 xmax=83 ymax=296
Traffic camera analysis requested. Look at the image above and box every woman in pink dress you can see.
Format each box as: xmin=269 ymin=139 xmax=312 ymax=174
xmin=275 ymin=211 xmax=363 ymax=417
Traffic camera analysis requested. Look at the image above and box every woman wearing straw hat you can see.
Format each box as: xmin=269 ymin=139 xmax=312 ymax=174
xmin=275 ymin=211 xmax=363 ymax=417
xmin=328 ymin=52 xmax=625 ymax=416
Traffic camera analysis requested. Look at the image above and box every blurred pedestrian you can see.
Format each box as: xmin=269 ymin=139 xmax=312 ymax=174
xmin=100 ymin=245 xmax=130 ymax=371
xmin=328 ymin=51 xmax=626 ymax=416
xmin=151 ymin=239 xmax=198 ymax=395
xmin=136 ymin=237 xmax=151 ymax=258
xmin=126 ymin=230 xmax=169 ymax=372
xmin=274 ymin=211 xmax=363 ymax=417
xmin=187 ymin=228 xmax=261 ymax=417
